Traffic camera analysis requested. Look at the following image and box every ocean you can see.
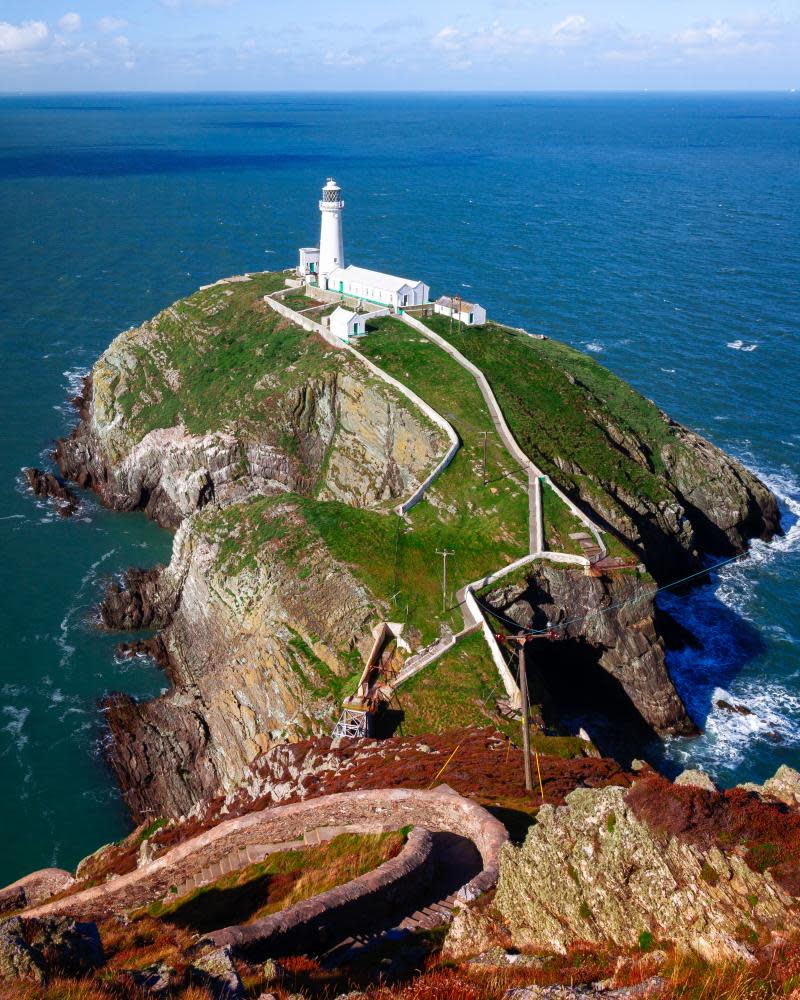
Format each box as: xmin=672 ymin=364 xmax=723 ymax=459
xmin=0 ymin=92 xmax=798 ymax=885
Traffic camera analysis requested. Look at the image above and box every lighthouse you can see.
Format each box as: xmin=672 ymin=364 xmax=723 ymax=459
xmin=318 ymin=177 xmax=345 ymax=281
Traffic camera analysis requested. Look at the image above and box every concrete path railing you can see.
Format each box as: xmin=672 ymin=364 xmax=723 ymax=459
xmin=265 ymin=289 xmax=608 ymax=713
xmin=264 ymin=293 xmax=459 ymax=514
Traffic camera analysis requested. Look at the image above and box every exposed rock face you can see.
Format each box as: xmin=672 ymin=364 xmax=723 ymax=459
xmin=495 ymin=785 xmax=800 ymax=962
xmin=23 ymin=467 xmax=77 ymax=516
xmin=57 ymin=366 xmax=444 ymax=530
xmin=104 ymin=501 xmax=383 ymax=820
xmin=484 ymin=564 xmax=694 ymax=737
xmin=565 ymin=415 xmax=781 ymax=581
xmin=0 ymin=916 xmax=103 ymax=983
xmin=100 ymin=566 xmax=169 ymax=631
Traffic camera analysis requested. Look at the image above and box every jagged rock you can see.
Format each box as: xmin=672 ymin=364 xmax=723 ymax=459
xmin=762 ymin=765 xmax=800 ymax=807
xmin=716 ymin=699 xmax=752 ymax=716
xmin=190 ymin=945 xmax=244 ymax=999
xmin=101 ymin=499 xmax=390 ymax=820
xmin=674 ymin=769 xmax=717 ymax=792
xmin=0 ymin=918 xmax=45 ymax=982
xmin=126 ymin=960 xmax=176 ymax=994
xmin=506 ymin=978 xmax=668 ymax=998
xmin=0 ymin=915 xmax=103 ymax=982
xmin=442 ymin=904 xmax=506 ymax=960
xmin=23 ymin=467 xmax=77 ymax=516
xmin=495 ymin=785 xmax=800 ymax=962
xmin=485 ymin=565 xmax=694 ymax=737
xmin=100 ymin=567 xmax=169 ymax=631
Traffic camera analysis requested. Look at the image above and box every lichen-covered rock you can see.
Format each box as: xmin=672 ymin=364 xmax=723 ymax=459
xmin=495 ymin=785 xmax=800 ymax=962
xmin=442 ymin=904 xmax=506 ymax=960
xmin=0 ymin=918 xmax=45 ymax=982
xmin=190 ymin=945 xmax=244 ymax=999
xmin=0 ymin=915 xmax=103 ymax=982
xmin=674 ymin=769 xmax=717 ymax=792
xmin=762 ymin=765 xmax=800 ymax=807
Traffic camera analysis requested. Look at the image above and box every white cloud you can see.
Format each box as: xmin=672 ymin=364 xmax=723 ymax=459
xmin=671 ymin=16 xmax=780 ymax=56
xmin=112 ymin=35 xmax=130 ymax=49
xmin=551 ymin=15 xmax=589 ymax=41
xmin=432 ymin=26 xmax=461 ymax=52
xmin=58 ymin=12 xmax=81 ymax=33
xmin=323 ymin=49 xmax=365 ymax=68
xmin=97 ymin=16 xmax=128 ymax=33
xmin=0 ymin=19 xmax=49 ymax=54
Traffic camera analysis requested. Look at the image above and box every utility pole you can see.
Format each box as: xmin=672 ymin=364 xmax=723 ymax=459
xmin=517 ymin=637 xmax=533 ymax=793
xmin=435 ymin=548 xmax=454 ymax=615
xmin=481 ymin=431 xmax=488 ymax=486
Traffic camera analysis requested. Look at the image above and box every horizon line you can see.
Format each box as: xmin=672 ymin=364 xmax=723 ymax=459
xmin=1 ymin=87 xmax=798 ymax=97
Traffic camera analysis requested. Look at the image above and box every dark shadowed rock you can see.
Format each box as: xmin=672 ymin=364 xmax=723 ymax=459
xmin=100 ymin=566 xmax=169 ymax=631
xmin=0 ymin=915 xmax=103 ymax=982
xmin=23 ymin=467 xmax=78 ymax=516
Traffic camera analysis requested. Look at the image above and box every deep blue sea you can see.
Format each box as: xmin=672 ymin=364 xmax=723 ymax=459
xmin=0 ymin=93 xmax=798 ymax=885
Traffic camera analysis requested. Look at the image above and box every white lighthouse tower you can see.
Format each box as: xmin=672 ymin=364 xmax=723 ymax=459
xmin=318 ymin=177 xmax=344 ymax=282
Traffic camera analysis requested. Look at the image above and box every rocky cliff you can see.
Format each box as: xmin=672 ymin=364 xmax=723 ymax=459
xmin=492 ymin=774 xmax=800 ymax=963
xmin=52 ymin=270 xmax=781 ymax=822
xmin=103 ymin=497 xmax=386 ymax=819
xmin=56 ymin=272 xmax=446 ymax=527
xmin=484 ymin=563 xmax=694 ymax=738
xmin=437 ymin=320 xmax=781 ymax=580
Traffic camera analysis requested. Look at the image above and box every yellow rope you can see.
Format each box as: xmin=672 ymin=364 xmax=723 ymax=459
xmin=505 ymin=738 xmax=512 ymax=765
xmin=428 ymin=743 xmax=461 ymax=789
xmin=534 ymin=748 xmax=544 ymax=802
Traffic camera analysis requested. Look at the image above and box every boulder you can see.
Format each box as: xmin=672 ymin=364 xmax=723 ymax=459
xmin=190 ymin=945 xmax=244 ymax=999
xmin=674 ymin=769 xmax=717 ymax=792
xmin=494 ymin=785 xmax=800 ymax=962
xmin=0 ymin=915 xmax=102 ymax=983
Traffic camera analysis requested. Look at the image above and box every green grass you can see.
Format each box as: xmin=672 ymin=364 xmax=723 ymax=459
xmin=417 ymin=313 xmax=677 ymax=516
xmin=541 ymin=482 xmax=587 ymax=556
xmin=141 ymin=831 xmax=405 ymax=932
xmin=108 ymin=271 xmax=339 ymax=446
xmin=397 ymin=632 xmax=518 ymax=738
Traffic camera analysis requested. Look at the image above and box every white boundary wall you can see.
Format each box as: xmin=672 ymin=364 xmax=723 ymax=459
xmin=264 ymin=294 xmax=459 ymax=514
xmin=398 ymin=312 xmax=607 ymax=558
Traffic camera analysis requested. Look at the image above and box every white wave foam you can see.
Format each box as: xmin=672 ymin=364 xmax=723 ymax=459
xmin=62 ymin=366 xmax=89 ymax=396
xmin=726 ymin=340 xmax=758 ymax=351
xmin=2 ymin=706 xmax=30 ymax=751
xmin=585 ymin=342 xmax=604 ymax=353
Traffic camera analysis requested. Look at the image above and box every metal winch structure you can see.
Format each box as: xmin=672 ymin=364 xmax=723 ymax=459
xmin=331 ymin=622 xmax=409 ymax=740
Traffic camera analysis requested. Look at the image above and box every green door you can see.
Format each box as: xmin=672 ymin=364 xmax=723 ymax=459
xmin=339 ymin=281 xmax=344 ymax=292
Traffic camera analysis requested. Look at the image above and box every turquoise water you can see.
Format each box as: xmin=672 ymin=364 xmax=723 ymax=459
xmin=0 ymin=93 xmax=798 ymax=884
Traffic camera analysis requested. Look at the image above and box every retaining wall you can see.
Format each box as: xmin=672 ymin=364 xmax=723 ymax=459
xmin=264 ymin=293 xmax=460 ymax=514
xmin=207 ymin=827 xmax=435 ymax=957
xmin=23 ymin=788 xmax=507 ymax=924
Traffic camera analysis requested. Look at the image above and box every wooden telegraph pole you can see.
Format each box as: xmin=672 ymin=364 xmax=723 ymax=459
xmin=516 ymin=637 xmax=533 ymax=792
xmin=435 ymin=548 xmax=454 ymax=615
xmin=481 ymin=431 xmax=488 ymax=486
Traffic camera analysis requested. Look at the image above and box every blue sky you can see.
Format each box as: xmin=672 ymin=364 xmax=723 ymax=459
xmin=0 ymin=0 xmax=798 ymax=91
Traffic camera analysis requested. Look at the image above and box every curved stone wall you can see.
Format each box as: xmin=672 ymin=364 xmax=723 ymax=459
xmin=22 ymin=788 xmax=507 ymax=923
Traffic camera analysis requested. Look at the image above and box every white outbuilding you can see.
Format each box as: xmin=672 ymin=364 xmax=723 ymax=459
xmin=434 ymin=296 xmax=487 ymax=326
xmin=328 ymin=306 xmax=365 ymax=343
xmin=326 ymin=265 xmax=430 ymax=311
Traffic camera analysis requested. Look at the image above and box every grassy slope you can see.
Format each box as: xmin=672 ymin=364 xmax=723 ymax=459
xmin=418 ymin=313 xmax=675 ymax=510
xmin=114 ymin=271 xmax=339 ymax=444
xmin=139 ymin=831 xmax=404 ymax=931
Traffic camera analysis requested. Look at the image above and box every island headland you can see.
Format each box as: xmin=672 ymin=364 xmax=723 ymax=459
xmin=5 ymin=178 xmax=795 ymax=1000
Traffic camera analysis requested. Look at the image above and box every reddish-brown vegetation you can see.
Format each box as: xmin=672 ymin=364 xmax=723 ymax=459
xmin=626 ymin=774 xmax=800 ymax=893
xmin=68 ymin=728 xmax=631 ymax=887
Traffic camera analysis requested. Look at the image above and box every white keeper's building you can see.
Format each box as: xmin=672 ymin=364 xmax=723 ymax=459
xmin=298 ymin=178 xmax=430 ymax=312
